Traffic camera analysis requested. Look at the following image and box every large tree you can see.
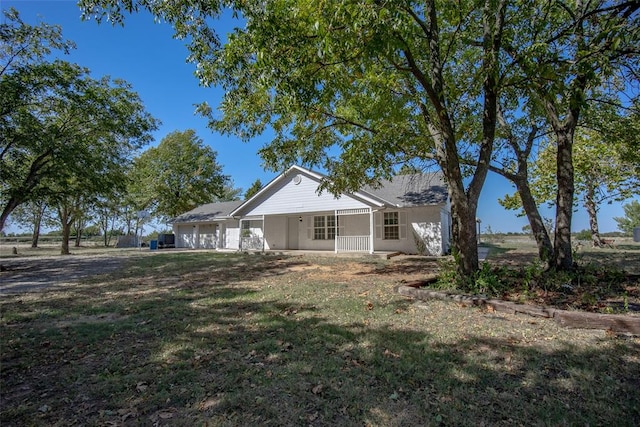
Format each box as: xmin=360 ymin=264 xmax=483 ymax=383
xmin=81 ymin=0 xmax=508 ymax=277
xmin=132 ymin=129 xmax=228 ymax=220
xmin=501 ymin=1 xmax=639 ymax=269
xmin=0 ymin=9 xmax=158 ymax=233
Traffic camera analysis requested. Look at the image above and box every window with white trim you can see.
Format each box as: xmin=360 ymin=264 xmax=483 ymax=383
xmin=383 ymin=212 xmax=400 ymax=240
xmin=313 ymin=215 xmax=338 ymax=240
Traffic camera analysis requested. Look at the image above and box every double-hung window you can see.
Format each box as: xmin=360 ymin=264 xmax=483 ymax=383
xmin=383 ymin=212 xmax=400 ymax=240
xmin=313 ymin=215 xmax=338 ymax=240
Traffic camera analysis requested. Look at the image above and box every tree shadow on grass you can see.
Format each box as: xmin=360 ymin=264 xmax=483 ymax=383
xmin=1 ymin=253 xmax=639 ymax=426
xmin=354 ymin=257 xmax=441 ymax=277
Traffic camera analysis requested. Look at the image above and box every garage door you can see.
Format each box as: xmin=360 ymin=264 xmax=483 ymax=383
xmin=199 ymin=224 xmax=217 ymax=249
xmin=176 ymin=225 xmax=195 ymax=248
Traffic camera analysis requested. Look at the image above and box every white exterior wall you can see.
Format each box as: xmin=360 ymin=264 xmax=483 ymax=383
xmin=241 ymin=173 xmax=371 ymax=216
xmin=263 ymin=216 xmax=287 ymax=250
xmin=373 ymin=206 xmax=444 ymax=255
xmin=174 ymin=224 xmax=196 ymax=248
xmin=199 ymin=224 xmax=217 ymax=249
xmin=220 ymin=219 xmax=240 ymax=249
xmin=339 ymin=214 xmax=370 ymax=236
xmin=226 ymin=227 xmax=240 ymax=250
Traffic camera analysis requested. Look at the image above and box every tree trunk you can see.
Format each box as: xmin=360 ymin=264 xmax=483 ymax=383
xmin=106 ymin=214 xmax=116 ymax=247
xmin=75 ymin=228 xmax=82 ymax=247
xmin=58 ymin=205 xmax=73 ymax=255
xmin=61 ymin=221 xmax=71 ymax=255
xmin=100 ymin=211 xmax=110 ymax=246
xmin=0 ymin=151 xmax=54 ymax=232
xmin=449 ymin=198 xmax=479 ymax=275
xmin=31 ymin=216 xmax=42 ymax=248
xmin=584 ymin=183 xmax=602 ymax=247
xmin=0 ymin=197 xmax=20 ymax=233
xmin=516 ymin=177 xmax=554 ymax=268
xmin=74 ymin=214 xmax=86 ymax=247
xmin=408 ymin=0 xmax=503 ymax=278
xmin=554 ymin=130 xmax=574 ymax=270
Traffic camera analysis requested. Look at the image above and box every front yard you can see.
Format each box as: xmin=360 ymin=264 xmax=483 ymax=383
xmin=1 ymin=251 xmax=639 ymax=425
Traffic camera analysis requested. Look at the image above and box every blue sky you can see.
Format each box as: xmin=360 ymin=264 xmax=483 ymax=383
xmin=3 ymin=0 xmax=635 ymax=233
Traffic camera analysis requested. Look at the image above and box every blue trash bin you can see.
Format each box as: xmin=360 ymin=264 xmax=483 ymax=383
xmin=150 ymin=240 xmax=158 ymax=250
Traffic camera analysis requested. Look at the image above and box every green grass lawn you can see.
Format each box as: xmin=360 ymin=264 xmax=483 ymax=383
xmin=1 ymin=252 xmax=639 ymax=426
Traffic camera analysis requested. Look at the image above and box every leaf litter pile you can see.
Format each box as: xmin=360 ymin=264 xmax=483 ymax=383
xmin=1 ymin=251 xmax=638 ymax=426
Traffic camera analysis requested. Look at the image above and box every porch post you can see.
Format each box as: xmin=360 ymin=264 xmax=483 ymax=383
xmin=369 ymin=208 xmax=374 ymax=254
xmin=262 ymin=215 xmax=265 ymax=252
xmin=238 ymin=219 xmax=243 ymax=250
xmin=334 ymin=209 xmax=338 ymax=253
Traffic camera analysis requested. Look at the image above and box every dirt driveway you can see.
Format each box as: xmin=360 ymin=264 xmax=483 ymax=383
xmin=0 ymin=254 xmax=135 ymax=294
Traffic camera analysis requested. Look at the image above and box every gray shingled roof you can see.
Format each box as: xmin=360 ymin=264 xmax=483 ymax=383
xmin=362 ymin=172 xmax=448 ymax=207
xmin=171 ymin=200 xmax=244 ymax=224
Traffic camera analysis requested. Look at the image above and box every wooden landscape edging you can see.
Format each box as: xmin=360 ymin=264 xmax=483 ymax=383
xmin=397 ymin=285 xmax=640 ymax=336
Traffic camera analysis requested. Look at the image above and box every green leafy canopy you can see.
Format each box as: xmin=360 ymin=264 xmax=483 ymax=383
xmin=131 ymin=129 xmax=228 ymax=220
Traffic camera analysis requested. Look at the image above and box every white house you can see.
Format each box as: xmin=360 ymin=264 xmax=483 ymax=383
xmin=171 ymin=165 xmax=451 ymax=255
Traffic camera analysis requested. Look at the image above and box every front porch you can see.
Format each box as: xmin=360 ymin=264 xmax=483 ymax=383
xmin=239 ymin=208 xmax=377 ymax=254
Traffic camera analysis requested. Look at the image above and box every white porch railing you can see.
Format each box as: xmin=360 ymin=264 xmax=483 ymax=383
xmin=336 ymin=235 xmax=370 ymax=252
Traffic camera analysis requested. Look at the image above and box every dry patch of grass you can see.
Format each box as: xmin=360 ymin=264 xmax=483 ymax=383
xmin=1 ymin=252 xmax=639 ymax=426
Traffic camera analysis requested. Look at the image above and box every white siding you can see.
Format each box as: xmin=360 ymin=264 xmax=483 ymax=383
xmin=241 ymin=174 xmax=370 ymax=216
xmin=264 ymin=216 xmax=287 ymax=250
xmin=373 ymin=206 xmax=443 ymax=254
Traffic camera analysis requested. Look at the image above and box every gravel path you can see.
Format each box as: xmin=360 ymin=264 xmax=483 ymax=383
xmin=0 ymin=255 xmax=132 ymax=294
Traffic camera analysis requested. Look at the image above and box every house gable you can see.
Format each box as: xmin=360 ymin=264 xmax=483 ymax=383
xmin=231 ymin=166 xmax=383 ymax=217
